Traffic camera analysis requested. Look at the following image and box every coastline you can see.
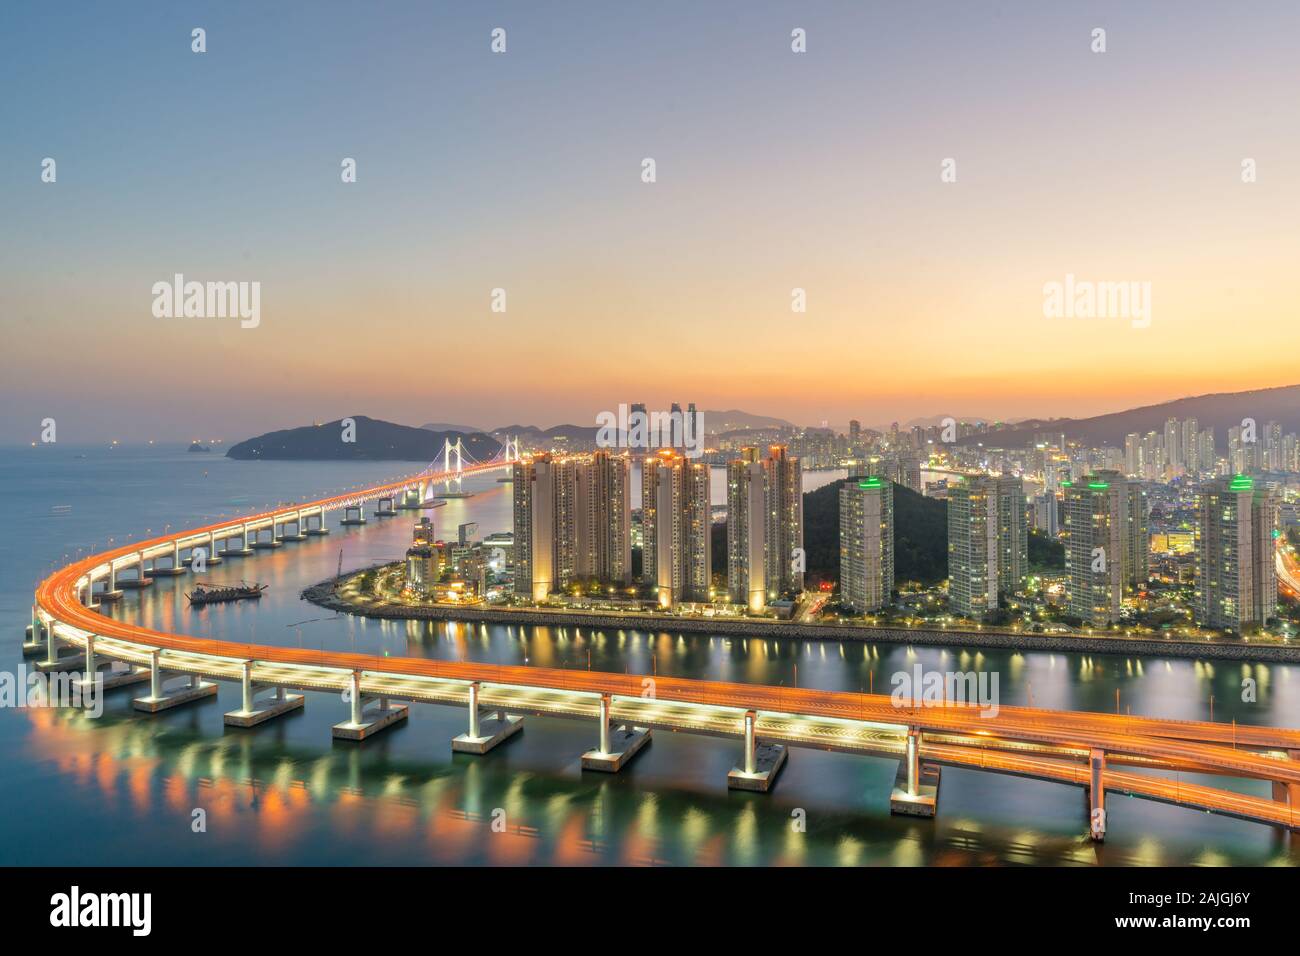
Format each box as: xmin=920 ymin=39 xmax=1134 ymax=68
xmin=302 ymin=571 xmax=1300 ymax=664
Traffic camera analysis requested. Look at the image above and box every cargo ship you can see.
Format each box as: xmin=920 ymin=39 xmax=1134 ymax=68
xmin=186 ymin=581 xmax=267 ymax=605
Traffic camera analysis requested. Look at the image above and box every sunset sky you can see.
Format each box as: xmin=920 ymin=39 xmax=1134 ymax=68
xmin=2 ymin=1 xmax=1298 ymax=444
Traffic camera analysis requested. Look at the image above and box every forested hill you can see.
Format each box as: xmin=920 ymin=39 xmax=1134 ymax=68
xmin=227 ymin=416 xmax=501 ymax=461
xmin=801 ymin=478 xmax=948 ymax=586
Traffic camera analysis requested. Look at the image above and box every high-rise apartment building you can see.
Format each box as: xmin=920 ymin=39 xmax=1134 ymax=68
xmin=1062 ymin=477 xmax=1124 ymax=626
xmin=839 ymin=477 xmax=894 ymax=613
xmin=513 ymin=455 xmax=556 ymax=601
xmin=642 ymin=450 xmax=712 ymax=608
xmin=1195 ymin=475 xmax=1278 ymax=632
xmin=1032 ymin=492 xmax=1060 ymax=535
xmin=1094 ymin=469 xmax=1149 ymax=590
xmin=947 ymin=475 xmax=1027 ymax=620
xmin=994 ymin=475 xmax=1028 ymax=598
xmin=726 ymin=444 xmax=804 ymax=610
xmin=1181 ymin=418 xmax=1200 ymax=474
xmin=947 ymin=478 xmax=997 ymax=620
xmin=513 ymin=452 xmax=633 ymax=600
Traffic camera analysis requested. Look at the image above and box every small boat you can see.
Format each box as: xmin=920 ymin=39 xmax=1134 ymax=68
xmin=186 ymin=581 xmax=267 ymax=605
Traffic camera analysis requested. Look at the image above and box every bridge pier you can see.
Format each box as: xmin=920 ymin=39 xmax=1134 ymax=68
xmin=890 ymin=728 xmax=940 ymax=817
xmin=81 ymin=579 xmax=99 ymax=610
xmin=728 ymin=710 xmax=787 ymax=791
xmin=582 ymin=693 xmax=652 ymax=772
xmin=453 ymin=681 xmax=523 ymax=754
xmin=223 ymin=527 xmax=255 ymax=557
xmin=340 ymin=505 xmax=367 ymax=526
xmin=375 ymin=496 xmax=397 ymax=517
xmin=184 ymin=533 xmax=223 ymax=566
xmin=22 ymin=610 xmax=46 ymax=657
xmin=1271 ymin=750 xmax=1300 ymax=810
xmin=117 ymin=554 xmax=153 ymax=589
xmin=73 ymin=637 xmax=149 ymax=693
xmin=277 ymin=512 xmax=308 ymax=542
xmin=397 ymin=487 xmax=422 ymax=511
xmin=1087 ymin=748 xmax=1106 ymax=841
xmin=305 ymin=510 xmax=329 ymax=535
xmin=252 ymin=522 xmax=282 ymax=549
xmin=333 ymin=671 xmax=409 ymax=740
xmin=224 ymin=661 xmax=304 ymax=726
xmin=152 ymin=541 xmax=186 ymax=576
xmin=34 ymin=620 xmax=87 ymax=673
xmin=133 ymin=651 xmax=218 ymax=712
xmin=99 ymin=563 xmax=125 ymax=601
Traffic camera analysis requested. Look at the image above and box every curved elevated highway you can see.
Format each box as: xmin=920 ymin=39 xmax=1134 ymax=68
xmin=27 ymin=462 xmax=1300 ymax=840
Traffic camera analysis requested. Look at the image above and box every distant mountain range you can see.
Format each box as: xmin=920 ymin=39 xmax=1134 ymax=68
xmin=227 ymin=416 xmax=500 ymax=461
xmin=957 ymin=384 xmax=1300 ymax=448
xmin=226 ymin=386 xmax=1300 ymax=461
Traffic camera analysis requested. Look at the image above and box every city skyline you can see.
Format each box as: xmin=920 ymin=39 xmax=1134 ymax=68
xmin=5 ymin=1 xmax=1300 ymax=443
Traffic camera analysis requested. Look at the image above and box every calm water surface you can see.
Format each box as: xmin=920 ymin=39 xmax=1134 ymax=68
xmin=1 ymin=446 xmax=1296 ymax=866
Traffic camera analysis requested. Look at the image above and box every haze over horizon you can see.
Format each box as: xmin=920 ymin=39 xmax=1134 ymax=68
xmin=4 ymin=1 xmax=1299 ymax=444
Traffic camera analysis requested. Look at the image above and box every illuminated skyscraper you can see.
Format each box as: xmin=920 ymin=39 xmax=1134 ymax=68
xmin=1062 ymin=477 xmax=1124 ymax=626
xmin=948 ymin=475 xmax=1027 ymax=620
xmin=727 ymin=444 xmax=804 ymax=610
xmin=514 ymin=452 xmax=632 ymax=600
xmin=839 ymin=477 xmax=893 ymax=612
xmin=642 ymin=450 xmax=712 ymax=608
xmin=513 ymin=455 xmax=556 ymax=601
xmin=947 ymin=478 xmax=997 ymax=620
xmin=1094 ymin=469 xmax=1149 ymax=590
xmin=1195 ymin=475 xmax=1278 ymax=632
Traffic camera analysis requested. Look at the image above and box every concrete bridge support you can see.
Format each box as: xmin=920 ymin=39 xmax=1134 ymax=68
xmin=117 ymin=553 xmax=154 ymax=589
xmin=340 ymin=505 xmax=367 ymax=526
xmin=1088 ymin=748 xmax=1107 ymax=841
xmin=252 ymin=522 xmax=282 ymax=549
xmin=224 ymin=661 xmax=303 ymax=726
xmin=184 ymin=533 xmax=224 ymax=567
xmin=278 ymin=512 xmax=308 ymax=542
xmin=22 ymin=610 xmax=47 ymax=657
xmin=73 ymin=636 xmax=149 ymax=693
xmin=305 ymin=510 xmax=329 ymax=535
xmin=1271 ymin=750 xmax=1300 ymax=810
xmin=152 ymin=541 xmax=187 ymax=576
xmin=99 ymin=563 xmax=125 ymax=602
xmin=375 ymin=496 xmax=397 ymax=517
xmin=34 ymin=620 xmax=86 ymax=673
xmin=332 ymin=671 xmax=409 ymax=740
xmin=453 ymin=681 xmax=523 ymax=754
xmin=223 ymin=527 xmax=255 ymax=557
xmin=890 ymin=727 xmax=940 ymax=817
xmin=582 ymin=693 xmax=652 ymax=771
xmin=728 ymin=710 xmax=787 ymax=791
xmin=133 ymin=650 xmax=218 ymax=712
